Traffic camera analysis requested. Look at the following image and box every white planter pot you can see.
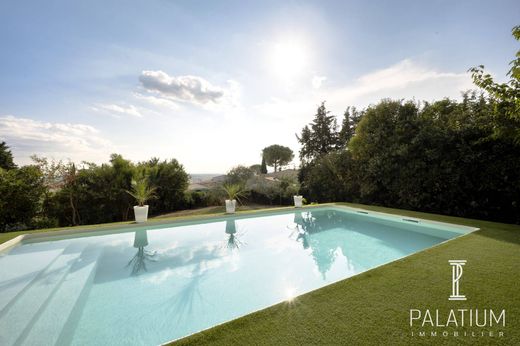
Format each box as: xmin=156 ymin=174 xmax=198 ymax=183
xmin=225 ymin=199 xmax=236 ymax=214
xmin=133 ymin=205 xmax=149 ymax=223
xmin=293 ymin=195 xmax=303 ymax=208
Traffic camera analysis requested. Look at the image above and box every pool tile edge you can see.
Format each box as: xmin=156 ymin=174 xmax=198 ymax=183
xmin=0 ymin=234 xmax=26 ymax=252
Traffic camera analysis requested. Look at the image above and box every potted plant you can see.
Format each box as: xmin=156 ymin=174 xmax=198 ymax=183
xmin=293 ymin=195 xmax=304 ymax=208
xmin=276 ymin=175 xmax=303 ymax=208
xmin=126 ymin=177 xmax=156 ymax=223
xmin=292 ymin=181 xmax=303 ymax=208
xmin=222 ymin=183 xmax=246 ymax=214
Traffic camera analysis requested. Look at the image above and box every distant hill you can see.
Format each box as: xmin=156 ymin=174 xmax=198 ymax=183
xmin=210 ymin=175 xmax=227 ymax=183
xmin=189 ymin=174 xmax=223 ymax=183
xmin=265 ymin=169 xmax=298 ymax=179
xmin=187 ymin=169 xmax=299 ymax=191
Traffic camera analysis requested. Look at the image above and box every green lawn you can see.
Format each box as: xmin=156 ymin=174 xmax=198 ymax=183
xmin=171 ymin=203 xmax=520 ymax=346
xmin=152 ymin=203 xmax=282 ymax=219
xmin=1 ymin=203 xmax=518 ymax=345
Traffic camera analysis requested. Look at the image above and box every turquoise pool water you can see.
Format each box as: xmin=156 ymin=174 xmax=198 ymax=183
xmin=0 ymin=207 xmax=474 ymax=345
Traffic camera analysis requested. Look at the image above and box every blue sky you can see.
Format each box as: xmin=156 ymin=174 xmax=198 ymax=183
xmin=0 ymin=0 xmax=518 ymax=173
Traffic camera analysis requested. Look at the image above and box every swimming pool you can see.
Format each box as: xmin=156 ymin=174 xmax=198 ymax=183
xmin=0 ymin=206 xmax=476 ymax=345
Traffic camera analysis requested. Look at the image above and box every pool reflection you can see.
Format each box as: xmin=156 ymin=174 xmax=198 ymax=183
xmin=225 ymin=219 xmax=244 ymax=250
xmin=291 ymin=211 xmax=343 ymax=278
xmin=127 ymin=229 xmax=157 ymax=276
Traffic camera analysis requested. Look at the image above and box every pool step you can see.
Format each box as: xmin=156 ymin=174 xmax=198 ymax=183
xmin=54 ymin=252 xmax=100 ymax=346
xmin=19 ymin=246 xmax=102 ymax=346
xmin=0 ymin=248 xmax=64 ymax=312
xmin=0 ymin=243 xmax=88 ymax=345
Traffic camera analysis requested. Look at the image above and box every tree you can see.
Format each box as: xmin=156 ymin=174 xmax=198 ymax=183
xmin=249 ymin=164 xmax=262 ymax=175
xmin=277 ymin=174 xmax=299 ymax=205
xmin=145 ymin=159 xmax=189 ymax=214
xmin=349 ymin=100 xmax=424 ymax=205
xmin=296 ymin=93 xmax=520 ymax=224
xmin=31 ymin=156 xmax=81 ymax=225
xmin=108 ymin=154 xmax=135 ymax=220
xmin=0 ymin=142 xmax=16 ymax=170
xmin=302 ymin=150 xmax=357 ymax=203
xmin=63 ymin=163 xmax=81 ymax=226
xmin=226 ymin=165 xmax=254 ymax=185
xmin=46 ymin=154 xmax=135 ymax=226
xmin=469 ymin=25 xmax=520 ymax=142
xmin=262 ymin=145 xmax=294 ymax=172
xmin=0 ymin=166 xmax=46 ymax=231
xmin=297 ymin=102 xmax=340 ymax=163
xmin=260 ymin=156 xmax=268 ymax=174
xmin=338 ymin=107 xmax=362 ymax=147
xmin=0 ymin=152 xmax=191 ymax=231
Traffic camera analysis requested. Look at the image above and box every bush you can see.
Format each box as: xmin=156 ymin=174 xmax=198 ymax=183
xmin=301 ymin=151 xmax=358 ymax=203
xmin=245 ymin=175 xmax=298 ymax=205
xmin=299 ymin=97 xmax=520 ymax=223
xmin=41 ymin=155 xmax=190 ymax=227
xmin=183 ymin=190 xmax=221 ymax=209
xmin=0 ymin=166 xmax=46 ymax=232
xmin=144 ymin=159 xmax=189 ymax=215
xmin=225 ymin=165 xmax=255 ymax=185
xmin=30 ymin=216 xmax=59 ymax=230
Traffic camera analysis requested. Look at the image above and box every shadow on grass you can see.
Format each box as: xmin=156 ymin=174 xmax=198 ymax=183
xmin=471 ymin=226 xmax=520 ymax=246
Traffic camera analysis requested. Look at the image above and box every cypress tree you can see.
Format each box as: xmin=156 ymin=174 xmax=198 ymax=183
xmin=0 ymin=142 xmax=16 ymax=170
xmin=260 ymin=155 xmax=268 ymax=174
xmin=297 ymin=101 xmax=339 ymax=163
xmin=338 ymin=107 xmax=362 ymax=148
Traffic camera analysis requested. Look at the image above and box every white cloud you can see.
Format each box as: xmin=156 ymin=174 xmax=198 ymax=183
xmin=0 ymin=115 xmax=115 ymax=165
xmin=357 ymin=58 xmax=466 ymax=92
xmin=139 ymin=71 xmax=239 ymax=110
xmin=326 ymin=59 xmax=473 ymax=108
xmin=132 ymin=93 xmax=180 ymax=110
xmin=91 ymin=103 xmax=142 ymax=118
xmin=139 ymin=70 xmax=230 ymax=106
xmin=312 ymin=75 xmax=326 ymax=89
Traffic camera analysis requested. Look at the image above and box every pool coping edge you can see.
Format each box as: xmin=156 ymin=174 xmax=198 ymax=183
xmin=0 ymin=205 xmax=330 ymax=250
xmin=0 ymin=203 xmax=479 ymax=251
xmin=0 ymin=234 xmax=26 ymax=252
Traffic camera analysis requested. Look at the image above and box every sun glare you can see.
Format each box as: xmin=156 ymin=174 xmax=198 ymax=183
xmin=285 ymin=286 xmax=296 ymax=301
xmin=268 ymin=38 xmax=308 ymax=81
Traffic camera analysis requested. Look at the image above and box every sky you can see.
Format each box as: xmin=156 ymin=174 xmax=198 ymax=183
xmin=0 ymin=0 xmax=518 ymax=173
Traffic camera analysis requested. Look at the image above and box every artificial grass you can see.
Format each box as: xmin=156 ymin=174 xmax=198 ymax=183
xmin=171 ymin=203 xmax=520 ymax=346
xmin=152 ymin=204 xmax=282 ymax=219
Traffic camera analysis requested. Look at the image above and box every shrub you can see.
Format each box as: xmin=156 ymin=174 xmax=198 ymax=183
xmin=145 ymin=159 xmax=189 ymax=215
xmin=225 ymin=165 xmax=255 ymax=185
xmin=0 ymin=166 xmax=46 ymax=232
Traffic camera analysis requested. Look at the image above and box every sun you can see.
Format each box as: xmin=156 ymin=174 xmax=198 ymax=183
xmin=268 ymin=38 xmax=308 ymax=81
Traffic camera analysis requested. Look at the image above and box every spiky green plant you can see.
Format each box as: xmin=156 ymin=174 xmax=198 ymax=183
xmin=126 ymin=177 xmax=156 ymax=206
xmin=222 ymin=183 xmax=247 ymax=204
